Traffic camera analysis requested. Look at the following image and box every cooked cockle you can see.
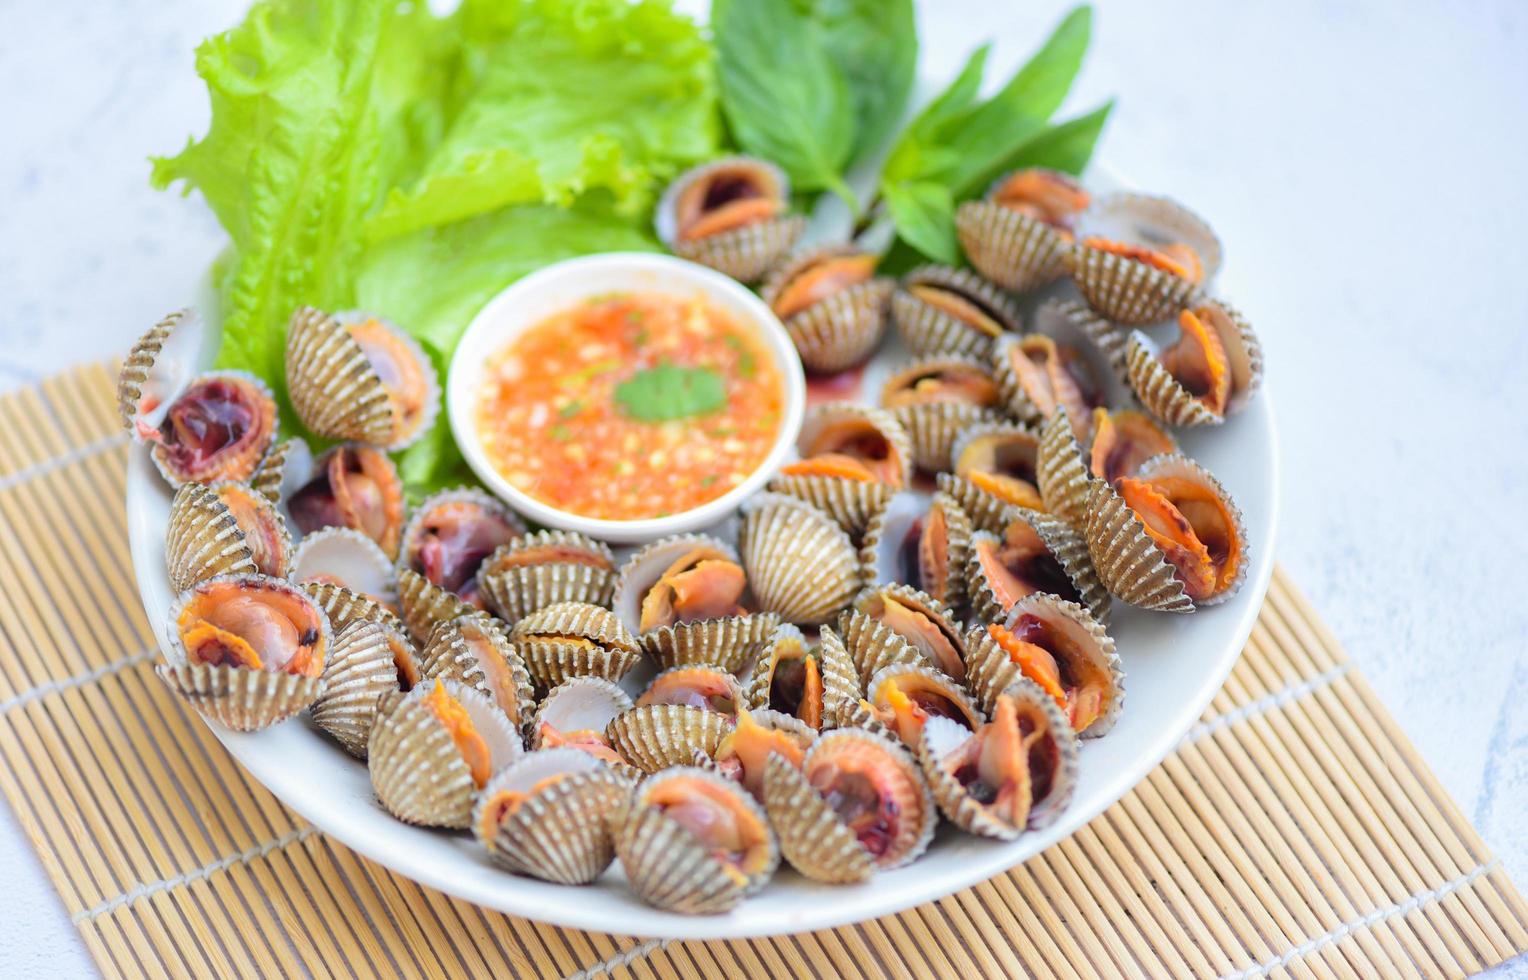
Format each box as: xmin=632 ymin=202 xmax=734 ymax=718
xmin=1084 ymin=453 xmax=1247 ymax=612
xmin=118 ymin=309 xmax=277 ymax=486
xmin=1068 ymin=192 xmax=1223 ymax=325
xmin=285 ymin=306 xmax=440 ymax=450
xmin=303 ymin=579 xmax=405 ymax=637
xmin=880 ymin=356 xmax=1004 ymax=473
xmin=399 ymin=487 xmax=524 ymax=608
xmin=1035 ymin=406 xmax=1178 ymax=527
xmin=311 ymin=618 xmax=422 ymax=757
xmin=473 ymin=748 xmax=632 ymax=885
xmin=965 ymin=509 xmax=1109 ymax=626
xmin=1124 ymin=300 xmax=1264 ymax=427
xmin=1089 ymin=408 xmax=1178 ymax=485
xmin=248 ymin=436 xmax=308 ymax=504
xmin=743 ymin=623 xmax=858 ymax=730
xmin=918 ymin=679 xmax=1079 ymax=838
xmin=285 ymin=443 xmax=406 ymax=559
xmin=396 ymin=568 xmax=475 ymax=645
xmin=368 ymin=678 xmax=523 ymax=828
xmin=857 ymin=491 xmax=974 ymax=613
xmin=945 ymin=421 xmax=1046 ymax=520
xmin=654 ymin=156 xmax=806 ymax=283
xmin=637 ymin=665 xmax=746 ymax=718
xmin=612 ymin=534 xmax=773 ymax=673
xmin=861 ymin=663 xmax=984 ymax=750
xmin=157 ymin=574 xmax=329 ymax=731
xmin=956 ymin=168 xmax=1089 ymax=291
xmin=527 ymin=676 xmax=633 ymax=768
xmin=606 ymin=703 xmax=734 ymax=773
xmin=770 ymin=402 xmax=911 ymax=534
xmin=616 ymin=766 xmax=780 ymax=914
xmin=763 ymin=728 xmax=936 ymax=883
xmin=849 ymin=584 xmax=966 ymax=683
xmin=420 ymin=613 xmax=536 ymax=730
xmin=290 ymin=527 xmax=397 ymax=609
xmin=476 ymin=530 xmax=616 ymax=624
xmin=165 ymin=481 xmax=291 ymax=592
xmin=891 ymin=265 xmax=1022 ymax=360
xmin=759 ymin=246 xmax=894 ymax=373
xmin=712 ymin=708 xmax=816 ymax=800
xmin=993 ymin=333 xmax=1105 ymax=442
xmin=737 ymin=493 xmax=861 ymax=626
xmin=510 ymin=601 xmax=642 ymax=690
xmin=965 ymin=594 xmax=1122 ymax=736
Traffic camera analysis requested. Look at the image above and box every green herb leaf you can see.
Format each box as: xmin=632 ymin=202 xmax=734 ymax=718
xmin=615 ymin=362 xmax=727 ymax=422
xmin=558 ymin=400 xmax=584 ymax=419
xmin=986 ymin=100 xmax=1114 ymax=183
xmin=816 ymin=0 xmax=918 ymax=169
xmin=713 ymin=0 xmax=856 ymax=201
xmin=883 ymin=181 xmax=958 ymax=265
xmin=883 ymin=43 xmax=991 ymax=186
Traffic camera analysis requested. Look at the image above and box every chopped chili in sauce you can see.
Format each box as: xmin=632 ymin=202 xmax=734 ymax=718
xmin=477 ymin=293 xmax=784 ymax=521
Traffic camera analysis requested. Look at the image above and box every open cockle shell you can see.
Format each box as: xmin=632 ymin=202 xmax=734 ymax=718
xmin=955 ymin=168 xmax=1085 ymax=291
xmin=421 ymin=613 xmax=537 ymax=731
xmin=964 ymin=593 xmax=1123 ymax=736
xmin=612 ymin=533 xmax=742 ymax=633
xmin=760 ymin=245 xmax=895 ymax=373
xmin=742 ymin=623 xmax=847 ymax=730
xmin=117 ymin=308 xmax=213 ymax=429
xmin=283 ymin=443 xmax=407 ymax=560
xmin=291 ymin=527 xmax=397 ymax=606
xmin=528 ymin=676 xmax=632 ymax=747
xmin=1078 ymin=192 xmax=1224 ymax=286
xmin=1035 ymin=408 xmax=1095 ymax=528
xmin=284 ymin=306 xmax=440 ymax=450
xmin=769 ymin=402 xmax=913 ymax=535
xmin=510 ymin=601 xmax=642 ymax=691
xmin=1067 ymin=193 xmax=1222 ymax=326
xmin=836 ymin=608 xmax=923 ymax=689
xmin=880 ymin=355 xmax=1005 ymax=473
xmin=991 ymin=327 xmax=1107 ymax=442
xmin=473 ymin=748 xmax=633 ymax=885
xmin=965 ymin=509 xmax=1110 ymax=627
xmin=249 ymin=437 xmax=311 ymax=505
xmin=656 ymin=156 xmax=805 ymax=283
xmin=857 ymin=491 xmax=974 ymax=614
xmin=712 ymin=707 xmax=817 ymax=800
xmin=851 ymin=583 xmax=968 ymax=684
xmin=605 ymin=704 xmax=735 ymax=773
xmin=891 ymin=265 xmax=1022 ymax=360
xmin=157 ymin=574 xmax=330 ymax=732
xmin=165 ymin=481 xmax=291 ymax=592
xmin=304 ymin=579 xmax=403 ymax=637
xmin=616 ymin=766 xmax=780 ymax=913
xmin=397 ymin=568 xmax=475 ymax=645
xmin=1083 ymin=478 xmax=1193 ymax=613
xmin=1124 ymin=299 xmax=1264 ymax=427
xmin=918 ymin=676 xmax=1080 ymax=837
xmin=311 ymin=618 xmax=420 ymax=758
xmin=399 ymin=487 xmax=525 ymax=608
xmin=863 ymin=662 xmax=985 ymax=750
xmin=642 ymin=612 xmax=781 ymax=675
xmin=1087 ymin=408 xmax=1179 ymax=486
xmin=763 ymin=728 xmax=936 ymax=882
xmin=367 ymin=679 xmax=523 ymax=829
xmin=477 ymin=529 xmax=616 ymax=624
xmin=948 ymin=420 xmax=1047 ymax=517
xmin=637 ymin=664 xmax=747 ymax=719
xmin=737 ymin=493 xmax=861 ymax=626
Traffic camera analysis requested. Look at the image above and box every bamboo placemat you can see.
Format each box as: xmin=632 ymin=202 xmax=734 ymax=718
xmin=0 ymin=362 xmax=1524 ymax=980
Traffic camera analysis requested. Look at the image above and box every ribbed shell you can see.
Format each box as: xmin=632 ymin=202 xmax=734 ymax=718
xmin=836 ymin=608 xmax=922 ymax=688
xmin=605 ymin=704 xmax=734 ymax=773
xmin=1081 ymin=480 xmax=1194 ymax=613
xmin=512 ymin=601 xmax=642 ymax=690
xmin=616 ymin=767 xmax=779 ymax=913
xmin=1035 ymin=408 xmax=1095 ymax=528
xmin=303 ymin=580 xmax=404 ymax=636
xmin=165 ymin=482 xmax=275 ymax=591
xmin=963 ymin=593 xmax=1124 ymax=737
xmin=955 ymin=199 xmax=1072 ymax=292
xmin=367 ymin=680 xmax=522 ymax=829
xmin=893 ymin=402 xmax=1002 ymax=474
xmin=476 ymin=530 xmax=616 ymax=624
xmin=673 ymin=216 xmax=807 ymax=283
xmin=866 ymin=662 xmax=985 ymax=747
xmin=964 ymin=511 xmax=1110 ymax=628
xmin=760 ymin=246 xmax=894 ymax=373
xmin=1079 ymin=192 xmax=1223 ymax=284
xmin=117 ymin=308 xmax=198 ymax=429
xmin=398 ymin=487 xmax=525 ymax=584
xmin=284 ymin=307 xmax=440 ymax=450
xmin=1066 ymin=245 xmax=1202 ymax=327
xmin=856 ymin=491 xmax=975 ymax=616
xmin=311 ymin=619 xmax=414 ymax=757
xmin=420 ymin=614 xmax=536 ymax=730
xmin=396 ymin=568 xmax=475 ymax=644
xmin=641 ymin=612 xmax=781 ymax=674
xmin=891 ymin=265 xmax=1022 ymax=359
xmin=249 ymin=436 xmax=309 ymax=504
xmin=934 ymin=472 xmax=1017 ymax=535
xmin=844 ymin=582 xmax=968 ymax=683
xmin=474 ymin=749 xmax=632 ymax=885
xmin=1123 ymin=300 xmax=1264 ymax=427
xmin=766 ymin=474 xmax=894 ymax=537
xmin=794 ymin=401 xmax=914 ymax=488
xmin=737 ymin=493 xmax=861 ymax=626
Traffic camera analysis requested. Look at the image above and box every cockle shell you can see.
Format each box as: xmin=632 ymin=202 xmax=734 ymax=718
xmin=528 ymin=676 xmax=632 ymax=747
xmin=891 ymin=265 xmax=1022 ymax=360
xmin=282 ymin=443 xmax=407 ymax=560
xmin=742 ymin=623 xmax=859 ymax=730
xmin=637 ymin=664 xmax=747 ymax=718
xmin=712 ymin=708 xmax=817 ymax=800
xmin=311 ymin=618 xmax=420 ymax=757
xmin=604 ymin=704 xmax=734 ymax=773
xmin=303 ymin=579 xmax=403 ymax=637
xmin=880 ymin=355 xmax=1004 ymax=473
xmin=763 ymin=728 xmax=936 ymax=882
xmin=1035 ymin=408 xmax=1094 ymax=528
xmin=850 ymin=584 xmax=967 ymax=683
xmin=398 ymin=487 xmax=525 ymax=608
xmin=947 ymin=420 xmax=1046 ymax=518
xmin=421 ymin=613 xmax=536 ymax=730
xmin=249 ymin=437 xmax=311 ymax=505
xmin=476 ymin=529 xmax=616 ymax=625
xmin=656 ymin=156 xmax=805 ymax=283
xmin=760 ymin=245 xmax=894 ymax=372
xmin=616 ymin=766 xmax=779 ymax=913
xmin=1123 ymin=299 xmax=1264 ymax=426
xmin=737 ymin=493 xmax=861 ymax=626
xmin=397 ymin=568 xmax=475 ymax=645
xmin=511 ymin=602 xmax=642 ymax=690
xmin=290 ymin=526 xmax=396 ymax=606
xmin=857 ymin=491 xmax=975 ymax=616
xmin=472 ymin=748 xmax=633 ymax=885
xmin=165 ymin=481 xmax=292 ymax=592
xmin=367 ymin=679 xmax=523 ymax=829
xmin=955 ymin=178 xmax=1079 ymax=292
xmin=965 ymin=507 xmax=1110 ymax=627
xmin=285 ymin=306 xmax=440 ymax=450
xmin=863 ymin=662 xmax=985 ymax=750
xmin=769 ymin=402 xmax=912 ymax=534
xmin=1068 ymin=193 xmax=1222 ymax=326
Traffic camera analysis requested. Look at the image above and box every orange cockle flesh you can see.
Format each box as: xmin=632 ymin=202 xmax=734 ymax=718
xmin=1008 ymin=336 xmax=1096 ymax=441
xmin=772 ymin=255 xmax=876 ymax=319
xmin=991 ymin=169 xmax=1090 ymax=232
xmin=646 ymin=779 xmax=770 ymax=884
xmin=178 ymin=589 xmax=322 ymax=677
xmin=779 ymin=453 xmax=880 ymax=482
xmin=989 ymin=616 xmax=1107 ymax=732
xmin=968 ymin=469 xmax=1045 ymax=511
xmin=490 ymin=543 xmax=612 ymax=570
xmin=1083 ymin=237 xmax=1204 ymax=285
xmin=637 ymin=668 xmax=739 ymax=715
xmin=715 ymin=709 xmax=809 ymax=798
xmin=424 ymin=680 xmax=492 ymax=789
xmin=769 ymin=653 xmax=823 ymax=729
xmin=1160 ymin=309 xmax=1232 ymax=415
xmin=908 ymin=285 xmax=1006 ymax=337
xmin=1089 ymin=410 xmax=1175 ymax=485
xmin=944 ymin=694 xmax=1034 ymax=826
xmin=349 ymin=319 xmax=430 ymax=434
xmin=1114 ymin=477 xmax=1225 ymax=600
xmin=917 ymin=507 xmax=950 ymax=598
xmin=639 ymin=550 xmax=748 ymax=631
xmin=875 ymin=597 xmax=965 ymax=682
xmin=676 ymin=167 xmax=781 ymax=241
xmin=537 ymin=723 xmax=629 ymax=768
xmin=973 ymin=522 xmax=1081 ymax=609
xmin=476 ymin=773 xmax=568 ymax=846
xmin=795 ymin=418 xmax=905 ymax=486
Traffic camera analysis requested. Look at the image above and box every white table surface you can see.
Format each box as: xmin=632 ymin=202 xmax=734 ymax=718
xmin=3 ymin=0 xmax=1524 ymax=976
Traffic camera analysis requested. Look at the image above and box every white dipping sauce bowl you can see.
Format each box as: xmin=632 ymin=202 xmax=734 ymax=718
xmin=448 ymin=252 xmax=806 ymax=543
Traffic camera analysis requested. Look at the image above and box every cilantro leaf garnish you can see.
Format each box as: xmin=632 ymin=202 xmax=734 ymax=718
xmin=615 ymin=362 xmax=726 ymax=422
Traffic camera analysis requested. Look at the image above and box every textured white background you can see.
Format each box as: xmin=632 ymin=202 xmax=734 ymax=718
xmin=2 ymin=0 xmax=1524 ymax=975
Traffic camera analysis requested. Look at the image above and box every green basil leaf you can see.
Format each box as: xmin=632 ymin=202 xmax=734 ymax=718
xmin=713 ymin=0 xmax=855 ymax=198
xmin=983 ymin=100 xmax=1114 ymax=186
xmin=883 ymin=43 xmax=990 ymax=185
xmin=615 ymin=362 xmax=727 ymax=422
xmin=884 ymin=180 xmax=958 ymax=264
xmin=817 ymin=0 xmax=918 ymax=167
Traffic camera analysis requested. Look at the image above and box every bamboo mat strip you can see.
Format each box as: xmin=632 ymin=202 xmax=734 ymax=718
xmin=0 ymin=363 xmax=1523 ymax=980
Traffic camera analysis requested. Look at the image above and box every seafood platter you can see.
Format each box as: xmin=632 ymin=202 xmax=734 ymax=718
xmin=125 ymin=155 xmax=1277 ymax=937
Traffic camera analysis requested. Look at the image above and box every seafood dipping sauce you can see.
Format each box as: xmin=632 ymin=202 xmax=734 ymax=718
xmin=476 ymin=292 xmax=785 ymax=521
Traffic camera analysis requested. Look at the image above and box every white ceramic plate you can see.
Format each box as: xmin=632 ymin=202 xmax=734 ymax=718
xmin=127 ymin=188 xmax=1279 ymax=943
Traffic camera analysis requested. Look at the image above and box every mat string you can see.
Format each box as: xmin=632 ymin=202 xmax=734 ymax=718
xmin=0 ymin=430 xmax=129 ymax=492
xmin=1178 ymin=664 xmax=1351 ymax=748
xmin=0 ymin=647 xmax=157 ymax=715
